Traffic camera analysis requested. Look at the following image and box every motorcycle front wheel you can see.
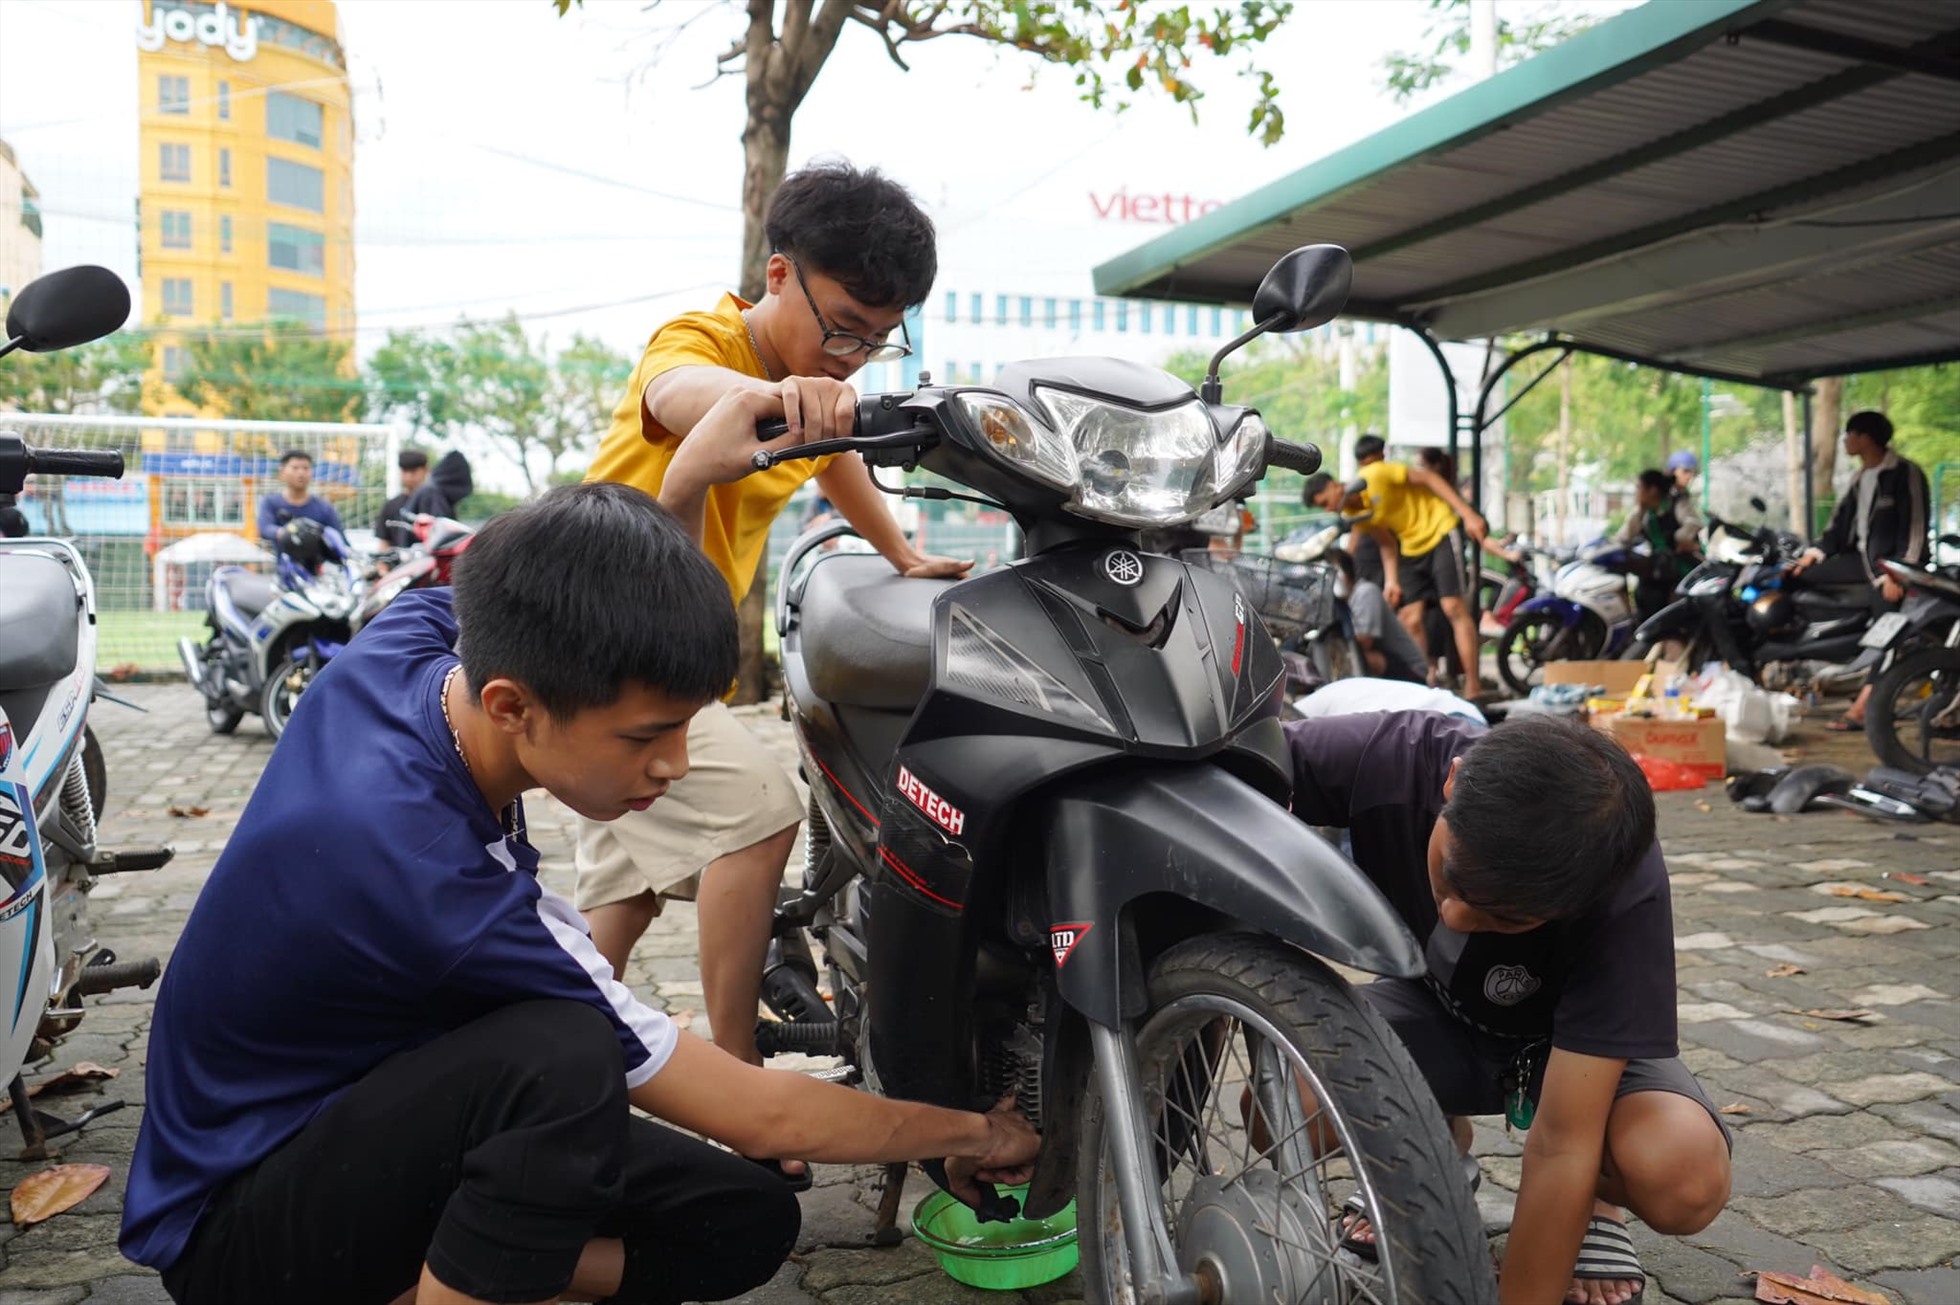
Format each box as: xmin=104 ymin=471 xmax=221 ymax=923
xmin=1866 ymin=645 xmax=1960 ymax=774
xmin=1495 ymin=609 xmax=1601 ymax=695
xmin=261 ymin=655 xmax=316 ymax=740
xmin=1076 ymin=934 xmax=1492 ymax=1305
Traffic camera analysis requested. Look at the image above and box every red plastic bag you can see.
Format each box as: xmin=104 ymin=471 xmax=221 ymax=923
xmin=1632 ymin=753 xmax=1709 ymax=791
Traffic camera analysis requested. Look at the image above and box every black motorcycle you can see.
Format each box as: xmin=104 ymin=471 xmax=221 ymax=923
xmin=1863 ymin=543 xmax=1960 ymax=773
xmin=1624 ymin=499 xmax=1875 ymax=688
xmin=758 ymin=246 xmax=1489 ymax=1303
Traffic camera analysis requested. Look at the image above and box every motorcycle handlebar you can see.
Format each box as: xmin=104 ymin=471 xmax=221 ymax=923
xmin=1265 ymin=438 xmax=1322 ymax=476
xmin=28 ymin=447 xmax=124 ymax=479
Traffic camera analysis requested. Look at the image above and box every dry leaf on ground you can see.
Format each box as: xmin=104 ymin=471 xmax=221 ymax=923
xmin=1694 ymin=800 xmax=1713 ymax=813
xmin=1765 ymin=963 xmax=1807 ymax=978
xmin=1719 ymin=1102 xmax=1756 ymax=1115
xmin=1785 ymin=1008 xmax=1879 ymax=1023
xmin=167 ymin=806 xmax=210 ymax=818
xmin=0 ymin=1062 xmax=119 ymax=1114
xmin=1821 ymin=884 xmax=1911 ymax=903
xmin=10 ymin=1163 xmax=111 ymax=1226
xmin=1884 ymin=871 xmax=1932 ymax=886
xmin=1752 ymin=1265 xmax=1894 ymax=1305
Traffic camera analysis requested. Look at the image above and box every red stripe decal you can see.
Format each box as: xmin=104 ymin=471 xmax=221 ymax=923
xmin=815 ymin=757 xmax=880 ymax=827
xmin=1230 ymin=618 xmax=1246 ymax=676
xmin=879 ymin=845 xmax=963 ymax=911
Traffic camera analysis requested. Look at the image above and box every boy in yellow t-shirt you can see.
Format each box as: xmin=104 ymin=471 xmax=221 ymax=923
xmin=580 ymin=163 xmax=968 ymax=1187
xmin=1308 ymin=434 xmax=1488 ymax=696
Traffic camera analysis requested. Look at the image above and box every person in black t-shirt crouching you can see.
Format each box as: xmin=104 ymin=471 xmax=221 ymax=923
xmin=1285 ymin=710 xmax=1730 ymax=1305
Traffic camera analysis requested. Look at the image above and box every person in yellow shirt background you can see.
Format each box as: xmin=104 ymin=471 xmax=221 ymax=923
xmin=580 ymin=161 xmax=969 ymax=1187
xmin=1309 ymin=433 xmax=1489 ymax=697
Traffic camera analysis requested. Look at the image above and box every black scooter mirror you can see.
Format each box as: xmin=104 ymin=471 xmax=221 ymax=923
xmin=3 ymin=265 xmax=131 ymax=358
xmin=1201 ymin=244 xmax=1352 ymax=404
xmin=1252 ymin=244 xmax=1353 ymax=334
xmin=1749 ymin=495 xmax=1768 ymax=514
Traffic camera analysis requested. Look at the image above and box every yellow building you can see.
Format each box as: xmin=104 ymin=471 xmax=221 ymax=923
xmin=136 ymin=0 xmax=354 ymax=416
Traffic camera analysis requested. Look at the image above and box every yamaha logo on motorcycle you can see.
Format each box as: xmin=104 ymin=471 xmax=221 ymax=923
xmin=757 ymin=246 xmax=1496 ymax=1299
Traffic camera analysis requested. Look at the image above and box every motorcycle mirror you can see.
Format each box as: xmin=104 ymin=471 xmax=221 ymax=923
xmin=1200 ymin=244 xmax=1352 ymax=403
xmin=2 ymin=265 xmax=132 ymax=358
xmin=1749 ymin=496 xmax=1768 ymax=513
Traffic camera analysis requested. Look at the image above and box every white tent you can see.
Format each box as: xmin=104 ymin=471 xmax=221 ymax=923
xmin=152 ymin=532 xmax=268 ymax=612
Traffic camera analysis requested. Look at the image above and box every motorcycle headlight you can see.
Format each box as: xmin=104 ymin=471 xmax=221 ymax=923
xmin=1034 ymin=388 xmax=1220 ymax=527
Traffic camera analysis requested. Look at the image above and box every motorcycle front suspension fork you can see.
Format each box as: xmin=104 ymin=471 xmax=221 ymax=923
xmin=1090 ymin=1023 xmax=1210 ymax=1305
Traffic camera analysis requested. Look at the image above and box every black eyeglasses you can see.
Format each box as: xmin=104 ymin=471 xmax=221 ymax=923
xmin=786 ymin=256 xmax=912 ymax=363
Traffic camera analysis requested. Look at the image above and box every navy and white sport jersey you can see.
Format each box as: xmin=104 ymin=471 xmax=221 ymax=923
xmin=121 ymin=590 xmax=677 ymax=1272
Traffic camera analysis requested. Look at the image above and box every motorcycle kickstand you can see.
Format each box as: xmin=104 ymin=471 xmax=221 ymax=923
xmin=871 ymin=1161 xmax=909 ymax=1247
xmin=9 ymin=1071 xmax=128 ymax=1162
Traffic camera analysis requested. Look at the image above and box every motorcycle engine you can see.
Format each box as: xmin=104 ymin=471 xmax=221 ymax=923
xmin=980 ymin=1019 xmax=1045 ymax=1130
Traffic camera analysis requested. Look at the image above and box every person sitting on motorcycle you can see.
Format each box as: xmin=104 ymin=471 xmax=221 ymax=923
xmin=120 ymin=482 xmax=1038 ymax=1305
xmin=257 ymin=448 xmax=345 ymax=543
xmin=1618 ymin=469 xmax=1699 ymax=622
xmin=1308 ymin=437 xmax=1488 ymax=697
xmin=578 ymin=162 xmax=970 ymax=1189
xmin=1286 ymin=711 xmax=1730 ymax=1305
xmin=1323 ymin=540 xmax=1427 ymax=684
xmin=376 ymin=447 xmax=431 ymax=549
xmin=1790 ymin=410 xmax=1929 ymax=731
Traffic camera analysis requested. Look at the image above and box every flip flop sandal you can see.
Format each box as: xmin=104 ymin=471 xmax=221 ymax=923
xmin=1336 ymin=1158 xmax=1481 ymax=1265
xmin=746 ymin=1154 xmax=814 ymax=1193
xmin=1573 ymin=1213 xmax=1646 ymax=1303
xmin=1825 ymin=716 xmax=1865 ymax=732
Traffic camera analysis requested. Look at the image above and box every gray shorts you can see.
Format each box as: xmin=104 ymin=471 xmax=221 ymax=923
xmin=1360 ymin=977 xmax=1733 ymax=1148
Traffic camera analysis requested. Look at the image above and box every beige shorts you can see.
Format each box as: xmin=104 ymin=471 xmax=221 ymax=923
xmin=573 ymin=700 xmax=806 ymax=912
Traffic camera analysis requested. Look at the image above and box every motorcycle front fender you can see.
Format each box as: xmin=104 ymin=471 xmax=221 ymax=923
xmin=1517 ymin=594 xmax=1584 ymax=626
xmin=1633 ymin=599 xmax=1699 ymax=645
xmin=1042 ymin=762 xmax=1422 ymax=1032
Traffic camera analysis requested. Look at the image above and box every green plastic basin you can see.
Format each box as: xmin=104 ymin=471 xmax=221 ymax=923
xmin=910 ymin=1184 xmax=1079 ymax=1291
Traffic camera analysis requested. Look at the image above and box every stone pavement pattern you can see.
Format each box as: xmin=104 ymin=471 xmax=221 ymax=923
xmin=1 ymin=687 xmax=1957 ymax=1303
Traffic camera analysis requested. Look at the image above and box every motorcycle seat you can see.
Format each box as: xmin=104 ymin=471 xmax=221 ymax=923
xmin=0 ymin=552 xmax=81 ymax=691
xmin=217 ymin=568 xmax=279 ymax=619
xmin=798 ymin=555 xmax=953 ymax=710
xmin=1794 ymin=587 xmax=1873 ymax=616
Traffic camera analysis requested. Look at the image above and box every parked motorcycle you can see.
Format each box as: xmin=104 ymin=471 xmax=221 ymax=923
xmin=1623 ymin=501 xmax=1875 ymax=689
xmin=0 ymin=266 xmax=170 ymax=1158
xmin=1494 ymin=540 xmax=1648 ymax=694
xmin=1862 ymin=545 xmax=1960 ymax=773
xmin=357 ymin=513 xmax=476 ymax=632
xmin=759 ymin=246 xmax=1490 ymax=1302
xmin=179 ymin=516 xmax=363 ymax=739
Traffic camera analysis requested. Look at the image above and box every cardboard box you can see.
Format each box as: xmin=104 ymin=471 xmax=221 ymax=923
xmin=1543 ymin=660 xmax=1650 ymax=697
xmin=1593 ymin=713 xmax=1727 ymax=779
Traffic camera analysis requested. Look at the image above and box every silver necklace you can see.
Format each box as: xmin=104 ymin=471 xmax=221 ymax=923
xmin=742 ymin=311 xmax=778 ymax=382
xmin=442 ymin=665 xmax=520 ymax=836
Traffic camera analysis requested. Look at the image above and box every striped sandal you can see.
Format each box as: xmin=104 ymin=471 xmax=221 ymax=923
xmin=1337 ymin=1155 xmax=1483 ymax=1263
xmin=1572 ymin=1213 xmax=1646 ymax=1302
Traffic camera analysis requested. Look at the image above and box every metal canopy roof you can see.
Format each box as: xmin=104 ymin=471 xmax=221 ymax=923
xmin=1093 ymin=0 xmax=1960 ymax=389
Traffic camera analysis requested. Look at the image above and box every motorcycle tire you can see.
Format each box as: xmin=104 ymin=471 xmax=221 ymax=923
xmin=205 ymin=697 xmax=244 ymax=735
xmin=1309 ymin=631 xmax=1361 ymax=685
xmin=1076 ymin=933 xmax=1492 ymax=1305
xmin=81 ymin=725 xmax=108 ymax=822
xmin=261 ymin=655 xmax=314 ymax=741
xmin=1866 ymin=645 xmax=1960 ymax=775
xmin=1496 ymin=609 xmax=1601 ymax=696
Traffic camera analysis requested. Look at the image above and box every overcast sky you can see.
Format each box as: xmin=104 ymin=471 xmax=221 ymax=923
xmin=0 ymin=0 xmax=1616 ymax=358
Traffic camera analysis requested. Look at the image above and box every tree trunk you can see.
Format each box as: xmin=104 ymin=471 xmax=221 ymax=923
xmin=1783 ymin=390 xmax=1804 ymax=532
xmin=1812 ymin=376 xmax=1843 ymax=534
xmin=738 ymin=110 xmax=791 ymax=302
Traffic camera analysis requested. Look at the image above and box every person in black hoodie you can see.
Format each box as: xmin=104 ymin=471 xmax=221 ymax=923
xmin=382 ymin=450 xmax=474 ymax=548
xmin=1792 ymin=410 xmax=1928 ymax=730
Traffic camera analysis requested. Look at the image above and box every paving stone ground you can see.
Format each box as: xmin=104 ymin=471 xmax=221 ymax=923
xmin=1 ymin=687 xmax=1956 ymax=1303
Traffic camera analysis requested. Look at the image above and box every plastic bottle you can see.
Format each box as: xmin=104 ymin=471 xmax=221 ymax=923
xmin=1662 ymin=674 xmax=1686 ymax=719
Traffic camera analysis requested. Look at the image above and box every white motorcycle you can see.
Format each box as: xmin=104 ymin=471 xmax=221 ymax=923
xmin=0 ymin=267 xmax=170 ymax=1159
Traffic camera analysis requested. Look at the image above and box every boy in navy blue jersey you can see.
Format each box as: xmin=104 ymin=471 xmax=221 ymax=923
xmin=122 ymin=481 xmax=1036 ymax=1305
xmin=1286 ymin=711 xmax=1730 ymax=1305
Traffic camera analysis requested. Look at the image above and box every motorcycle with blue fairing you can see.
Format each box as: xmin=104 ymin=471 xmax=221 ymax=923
xmin=761 ymin=247 xmax=1489 ymax=1304
xmin=0 ymin=268 xmax=170 ymax=1158
xmin=180 ymin=515 xmax=364 ymax=739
